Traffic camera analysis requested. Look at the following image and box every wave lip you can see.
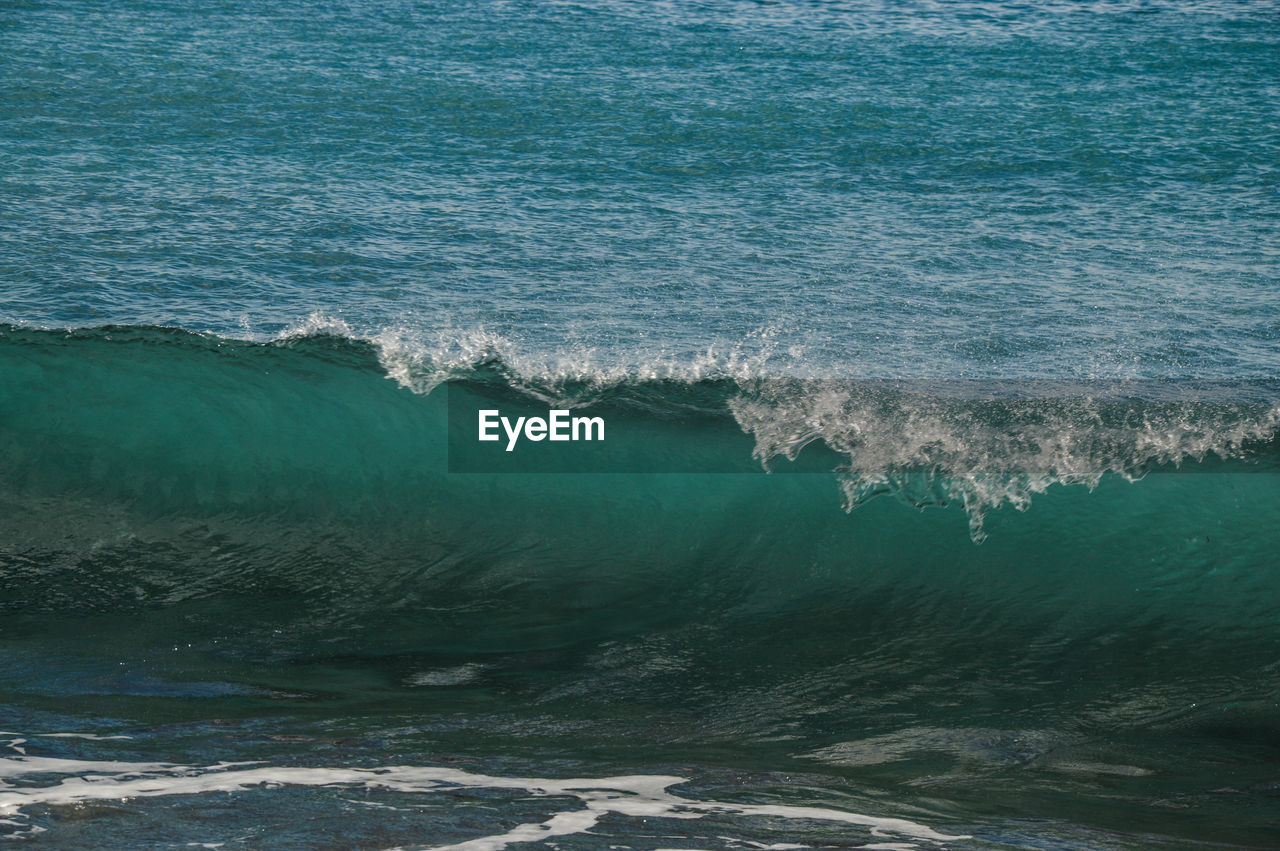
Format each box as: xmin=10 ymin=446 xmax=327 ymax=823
xmin=729 ymin=378 xmax=1280 ymax=538
xmin=3 ymin=325 xmax=1279 ymax=545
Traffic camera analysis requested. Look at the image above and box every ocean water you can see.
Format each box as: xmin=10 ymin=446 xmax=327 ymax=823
xmin=2 ymin=0 xmax=1280 ymax=847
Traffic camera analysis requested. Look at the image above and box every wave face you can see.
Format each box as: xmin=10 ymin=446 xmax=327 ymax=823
xmin=3 ymin=325 xmax=1280 ymax=847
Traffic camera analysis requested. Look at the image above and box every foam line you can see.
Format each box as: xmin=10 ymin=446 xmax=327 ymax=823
xmin=0 ymin=756 xmax=968 ymax=848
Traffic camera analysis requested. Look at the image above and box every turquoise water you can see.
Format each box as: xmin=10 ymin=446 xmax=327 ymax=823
xmin=3 ymin=0 xmax=1280 ymax=847
xmin=5 ymin=0 xmax=1279 ymax=375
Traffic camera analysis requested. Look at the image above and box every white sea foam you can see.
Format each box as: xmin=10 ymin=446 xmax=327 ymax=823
xmin=276 ymin=311 xmax=357 ymax=341
xmin=275 ymin=312 xmax=807 ymax=397
xmin=0 ymin=754 xmax=967 ymax=848
xmin=368 ymin=325 xmax=800 ymax=397
xmin=730 ymin=380 xmax=1280 ymax=540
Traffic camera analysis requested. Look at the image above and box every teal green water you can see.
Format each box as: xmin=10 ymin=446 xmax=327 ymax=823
xmin=2 ymin=328 xmax=1280 ymax=846
xmin=3 ymin=0 xmax=1280 ymax=846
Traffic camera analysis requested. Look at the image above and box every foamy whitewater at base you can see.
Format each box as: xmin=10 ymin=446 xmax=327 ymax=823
xmin=0 ymin=740 xmax=965 ymax=849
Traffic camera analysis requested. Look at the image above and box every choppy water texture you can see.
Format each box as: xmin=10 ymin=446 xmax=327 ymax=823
xmin=3 ymin=0 xmax=1280 ymax=847
xmin=5 ymin=0 xmax=1280 ymax=375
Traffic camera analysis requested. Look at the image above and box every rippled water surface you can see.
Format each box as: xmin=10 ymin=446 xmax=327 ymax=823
xmin=4 ymin=0 xmax=1279 ymax=375
xmin=3 ymin=0 xmax=1280 ymax=847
